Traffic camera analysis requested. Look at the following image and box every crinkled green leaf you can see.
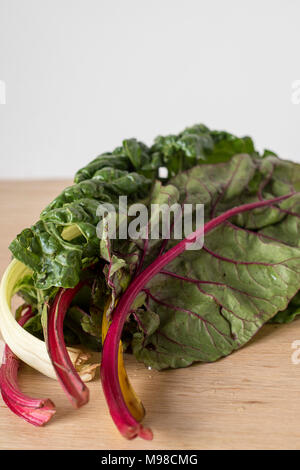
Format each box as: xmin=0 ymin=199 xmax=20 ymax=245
xmin=10 ymin=172 xmax=152 ymax=289
xmin=10 ymin=123 xmax=300 ymax=372
xmin=151 ymin=124 xmax=259 ymax=177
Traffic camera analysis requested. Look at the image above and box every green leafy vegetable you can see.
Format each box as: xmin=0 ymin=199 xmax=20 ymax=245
xmin=3 ymin=123 xmax=300 ymax=439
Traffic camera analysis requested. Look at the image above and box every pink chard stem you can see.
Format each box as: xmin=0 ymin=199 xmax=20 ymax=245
xmin=46 ymin=282 xmax=89 ymax=408
xmin=0 ymin=306 xmax=56 ymax=426
xmin=101 ymin=193 xmax=294 ymax=440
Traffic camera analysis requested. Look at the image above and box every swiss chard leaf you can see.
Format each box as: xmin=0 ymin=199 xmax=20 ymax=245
xmin=270 ymin=292 xmax=300 ymax=324
xmin=10 ymin=172 xmax=152 ymax=289
xmin=131 ymin=155 xmax=300 ymax=369
xmin=9 ymin=123 xmax=300 ymax=371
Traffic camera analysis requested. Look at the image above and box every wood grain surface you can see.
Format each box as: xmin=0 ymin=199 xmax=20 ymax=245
xmin=0 ymin=180 xmax=300 ymax=450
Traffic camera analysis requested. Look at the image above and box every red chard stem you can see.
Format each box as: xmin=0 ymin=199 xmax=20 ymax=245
xmin=101 ymin=193 xmax=294 ymax=440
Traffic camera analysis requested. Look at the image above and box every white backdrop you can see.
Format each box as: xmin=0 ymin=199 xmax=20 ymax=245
xmin=0 ymin=0 xmax=300 ymax=179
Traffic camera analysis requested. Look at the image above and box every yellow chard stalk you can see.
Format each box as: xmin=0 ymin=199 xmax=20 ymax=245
xmin=102 ymin=301 xmax=145 ymax=422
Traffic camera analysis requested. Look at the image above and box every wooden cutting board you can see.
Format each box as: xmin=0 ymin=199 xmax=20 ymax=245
xmin=0 ymin=179 xmax=300 ymax=450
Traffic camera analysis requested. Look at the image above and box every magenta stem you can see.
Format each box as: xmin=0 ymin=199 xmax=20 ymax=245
xmin=0 ymin=306 xmax=56 ymax=426
xmin=101 ymin=192 xmax=294 ymax=439
xmin=46 ymin=283 xmax=89 ymax=408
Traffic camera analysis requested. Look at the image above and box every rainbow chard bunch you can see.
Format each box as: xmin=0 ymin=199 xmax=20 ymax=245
xmin=1 ymin=124 xmax=300 ymax=439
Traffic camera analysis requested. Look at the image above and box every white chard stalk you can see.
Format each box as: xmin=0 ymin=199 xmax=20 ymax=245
xmin=0 ymin=259 xmax=98 ymax=382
